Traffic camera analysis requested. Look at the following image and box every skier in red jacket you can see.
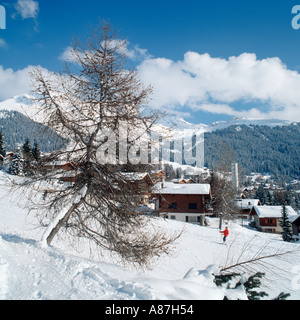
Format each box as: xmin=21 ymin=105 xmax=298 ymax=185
xmin=220 ymin=227 xmax=229 ymax=243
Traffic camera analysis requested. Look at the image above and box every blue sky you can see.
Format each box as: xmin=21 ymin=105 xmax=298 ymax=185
xmin=1 ymin=0 xmax=300 ymax=124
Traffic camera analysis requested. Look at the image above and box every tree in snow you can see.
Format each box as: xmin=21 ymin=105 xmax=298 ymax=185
xmin=0 ymin=130 xmax=6 ymax=158
xmin=280 ymin=203 xmax=294 ymax=242
xmin=32 ymin=140 xmax=41 ymax=162
xmin=22 ymin=137 xmax=32 ymax=159
xmin=0 ymin=130 xmax=6 ymax=169
xmin=9 ymin=148 xmax=24 ymax=176
xmin=21 ymin=20 xmax=179 ymax=267
xmin=22 ymin=137 xmax=34 ymax=176
xmin=214 ymin=272 xmax=289 ymax=300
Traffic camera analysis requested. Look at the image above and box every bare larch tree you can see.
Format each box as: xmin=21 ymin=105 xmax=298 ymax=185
xmin=19 ymin=21 xmax=179 ymax=268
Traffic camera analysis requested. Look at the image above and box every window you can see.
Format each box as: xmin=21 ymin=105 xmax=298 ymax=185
xmin=170 ymin=215 xmax=176 ymax=220
xmin=188 ymin=203 xmax=197 ymax=210
xmin=168 ymin=202 xmax=177 ymax=209
xmin=190 ymin=216 xmax=197 ymax=223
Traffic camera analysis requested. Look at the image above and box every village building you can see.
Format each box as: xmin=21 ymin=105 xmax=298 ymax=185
xmin=151 ymin=170 xmax=166 ymax=183
xmin=291 ymin=215 xmax=300 ymax=239
xmin=152 ymin=181 xmax=212 ymax=225
xmin=42 ymin=161 xmax=80 ymax=185
xmin=235 ymin=198 xmax=261 ymax=220
xmin=171 ymin=178 xmax=197 ymax=184
xmin=250 ymin=205 xmax=298 ymax=234
xmin=120 ymin=172 xmax=154 ymax=205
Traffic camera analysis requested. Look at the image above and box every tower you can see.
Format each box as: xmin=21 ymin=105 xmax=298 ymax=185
xmin=231 ymin=162 xmax=239 ymax=192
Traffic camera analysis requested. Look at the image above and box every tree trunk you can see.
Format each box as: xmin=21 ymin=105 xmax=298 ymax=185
xmin=219 ymin=213 xmax=223 ymax=230
xmin=46 ymin=201 xmax=82 ymax=245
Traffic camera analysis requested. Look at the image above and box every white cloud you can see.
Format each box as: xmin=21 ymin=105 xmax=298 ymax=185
xmin=59 ymin=41 xmax=151 ymax=64
xmin=0 ymin=65 xmax=34 ymax=100
xmin=15 ymin=0 xmax=39 ymax=19
xmin=59 ymin=46 xmax=77 ymax=63
xmin=8 ymin=49 xmax=299 ymax=123
xmin=137 ymin=52 xmax=300 ymax=121
xmin=125 ymin=44 xmax=151 ymax=61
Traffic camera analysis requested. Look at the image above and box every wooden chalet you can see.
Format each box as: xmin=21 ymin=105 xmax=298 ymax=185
xmin=152 ymin=181 xmax=212 ymax=225
xmin=250 ymin=205 xmax=298 ymax=234
xmin=120 ymin=172 xmax=154 ymax=205
xmin=44 ymin=161 xmax=79 ymax=171
xmin=42 ymin=161 xmax=80 ymax=185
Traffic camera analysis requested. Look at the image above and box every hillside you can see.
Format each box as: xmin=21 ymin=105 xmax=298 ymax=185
xmin=0 ymin=171 xmax=299 ymax=300
xmin=0 ymin=110 xmax=67 ymax=152
xmin=204 ymin=123 xmax=300 ymax=178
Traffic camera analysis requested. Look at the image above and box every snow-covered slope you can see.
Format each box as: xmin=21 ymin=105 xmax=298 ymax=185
xmin=0 ymin=171 xmax=299 ymax=300
xmin=209 ymin=117 xmax=293 ymax=131
xmin=0 ymin=94 xmax=41 ymax=121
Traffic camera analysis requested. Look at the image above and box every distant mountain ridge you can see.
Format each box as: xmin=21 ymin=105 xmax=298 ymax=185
xmin=0 ymin=94 xmax=294 ymax=131
xmin=0 ymin=94 xmax=299 ymax=178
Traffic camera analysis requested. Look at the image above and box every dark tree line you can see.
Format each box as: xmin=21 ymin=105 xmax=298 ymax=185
xmin=0 ymin=132 xmax=42 ymax=176
xmin=205 ymin=124 xmax=300 ymax=179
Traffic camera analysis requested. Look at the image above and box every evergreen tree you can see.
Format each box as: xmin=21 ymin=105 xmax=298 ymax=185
xmin=32 ymin=140 xmax=41 ymax=161
xmin=214 ymin=272 xmax=290 ymax=300
xmin=9 ymin=149 xmax=24 ymax=176
xmin=273 ymin=292 xmax=291 ymax=300
xmin=243 ymin=272 xmax=268 ymax=300
xmin=265 ymin=190 xmax=273 ymax=205
xmin=280 ymin=204 xmax=294 ymax=242
xmin=283 ymin=191 xmax=292 ymax=206
xmin=22 ymin=137 xmax=32 ymax=159
xmin=255 ymin=185 xmax=265 ymax=205
xmin=0 ymin=130 xmax=6 ymax=157
xmin=295 ymin=193 xmax=300 ymax=211
xmin=22 ymin=138 xmax=34 ymax=176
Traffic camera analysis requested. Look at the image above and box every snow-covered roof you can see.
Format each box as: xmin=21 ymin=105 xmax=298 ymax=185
xmin=236 ymin=199 xmax=260 ymax=209
xmin=120 ymin=172 xmax=151 ymax=181
xmin=252 ymin=205 xmax=297 ymax=219
xmin=153 ymin=182 xmax=211 ymax=195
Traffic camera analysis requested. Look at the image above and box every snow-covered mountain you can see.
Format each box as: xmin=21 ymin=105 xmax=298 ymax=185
xmin=0 ymin=94 xmax=41 ymax=122
xmin=0 ymin=94 xmax=294 ymax=131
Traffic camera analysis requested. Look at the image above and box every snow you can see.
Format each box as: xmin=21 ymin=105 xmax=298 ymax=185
xmin=153 ymin=181 xmax=211 ymax=195
xmin=253 ymin=205 xmax=297 ymax=218
xmin=0 ymin=171 xmax=299 ymax=300
xmin=0 ymin=94 xmax=42 ymax=122
xmin=237 ymin=199 xmax=260 ymax=210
